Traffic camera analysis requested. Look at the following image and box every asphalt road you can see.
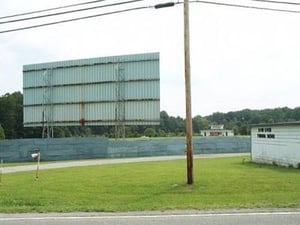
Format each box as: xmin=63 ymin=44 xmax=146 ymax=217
xmin=0 ymin=211 xmax=300 ymax=225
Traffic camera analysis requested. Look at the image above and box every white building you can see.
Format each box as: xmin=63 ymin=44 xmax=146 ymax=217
xmin=200 ymin=124 xmax=234 ymax=137
xmin=251 ymin=122 xmax=300 ymax=168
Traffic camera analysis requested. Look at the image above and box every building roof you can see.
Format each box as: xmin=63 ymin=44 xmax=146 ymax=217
xmin=210 ymin=124 xmax=224 ymax=130
xmin=251 ymin=121 xmax=300 ymax=127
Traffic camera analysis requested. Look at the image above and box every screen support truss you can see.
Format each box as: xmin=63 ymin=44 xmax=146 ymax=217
xmin=42 ymin=69 xmax=54 ymax=138
xmin=114 ymin=63 xmax=126 ymax=139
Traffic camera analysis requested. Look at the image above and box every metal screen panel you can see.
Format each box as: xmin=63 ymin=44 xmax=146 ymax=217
xmin=23 ymin=52 xmax=160 ymax=127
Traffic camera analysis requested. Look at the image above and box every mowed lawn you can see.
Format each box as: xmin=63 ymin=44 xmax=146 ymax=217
xmin=0 ymin=156 xmax=299 ymax=212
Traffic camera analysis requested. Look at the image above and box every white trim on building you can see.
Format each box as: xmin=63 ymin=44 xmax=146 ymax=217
xmin=200 ymin=124 xmax=234 ymax=137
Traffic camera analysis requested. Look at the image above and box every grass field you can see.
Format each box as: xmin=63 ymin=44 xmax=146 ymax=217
xmin=0 ymin=156 xmax=299 ymax=213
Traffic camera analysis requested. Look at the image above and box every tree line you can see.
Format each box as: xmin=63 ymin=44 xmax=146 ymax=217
xmin=1 ymin=92 xmax=300 ymax=139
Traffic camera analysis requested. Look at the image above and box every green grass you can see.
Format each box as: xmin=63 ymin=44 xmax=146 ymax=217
xmin=0 ymin=156 xmax=299 ymax=212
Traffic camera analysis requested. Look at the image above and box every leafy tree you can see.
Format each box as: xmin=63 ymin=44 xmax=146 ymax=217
xmin=0 ymin=124 xmax=5 ymax=139
xmin=54 ymin=127 xmax=66 ymax=138
xmin=157 ymin=129 xmax=167 ymax=137
xmin=159 ymin=111 xmax=170 ymax=132
xmin=0 ymin=92 xmax=23 ymax=139
xmin=2 ymin=91 xmax=300 ymax=138
xmin=23 ymin=127 xmax=42 ymax=138
xmin=144 ymin=127 xmax=156 ymax=137
xmin=293 ymin=107 xmax=300 ymax=121
xmin=193 ymin=115 xmax=210 ymax=134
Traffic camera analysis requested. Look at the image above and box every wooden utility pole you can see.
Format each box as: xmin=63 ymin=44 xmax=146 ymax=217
xmin=184 ymin=0 xmax=194 ymax=184
xmin=154 ymin=1 xmax=194 ymax=184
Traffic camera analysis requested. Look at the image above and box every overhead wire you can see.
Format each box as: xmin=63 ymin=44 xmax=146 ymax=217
xmin=1 ymin=0 xmax=299 ymax=21
xmin=251 ymin=0 xmax=300 ymax=5
xmin=0 ymin=0 xmax=106 ymax=20
xmin=0 ymin=0 xmax=144 ymax=24
xmin=0 ymin=6 xmax=147 ymax=34
xmin=1 ymin=0 xmax=300 ymax=34
xmin=191 ymin=0 xmax=300 ymax=13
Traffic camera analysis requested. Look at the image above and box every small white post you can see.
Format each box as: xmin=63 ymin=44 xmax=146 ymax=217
xmin=31 ymin=152 xmax=40 ymax=180
xmin=36 ymin=153 xmax=40 ymax=180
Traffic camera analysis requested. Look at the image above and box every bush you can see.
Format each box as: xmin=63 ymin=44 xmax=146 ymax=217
xmin=144 ymin=127 xmax=156 ymax=137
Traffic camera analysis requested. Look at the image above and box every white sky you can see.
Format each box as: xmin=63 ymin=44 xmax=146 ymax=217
xmin=1 ymin=0 xmax=300 ymax=117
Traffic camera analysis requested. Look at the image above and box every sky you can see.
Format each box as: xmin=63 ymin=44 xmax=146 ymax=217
xmin=1 ymin=0 xmax=300 ymax=117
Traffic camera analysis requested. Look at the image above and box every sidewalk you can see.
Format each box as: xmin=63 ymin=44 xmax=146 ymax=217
xmin=2 ymin=153 xmax=250 ymax=174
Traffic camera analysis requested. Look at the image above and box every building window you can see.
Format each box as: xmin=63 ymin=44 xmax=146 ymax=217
xmin=258 ymin=128 xmax=264 ymax=132
xmin=257 ymin=134 xmax=266 ymax=138
xmin=258 ymin=127 xmax=272 ymax=132
xmin=265 ymin=128 xmax=272 ymax=132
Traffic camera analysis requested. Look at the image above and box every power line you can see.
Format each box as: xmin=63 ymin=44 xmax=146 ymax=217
xmin=191 ymin=0 xmax=300 ymax=13
xmin=251 ymin=0 xmax=300 ymax=5
xmin=0 ymin=6 xmax=147 ymax=34
xmin=1 ymin=0 xmax=299 ymax=34
xmin=0 ymin=0 xmax=106 ymax=20
xmin=0 ymin=0 xmax=144 ymax=25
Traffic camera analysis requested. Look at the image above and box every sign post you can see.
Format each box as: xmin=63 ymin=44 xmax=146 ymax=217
xmin=31 ymin=148 xmax=40 ymax=180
